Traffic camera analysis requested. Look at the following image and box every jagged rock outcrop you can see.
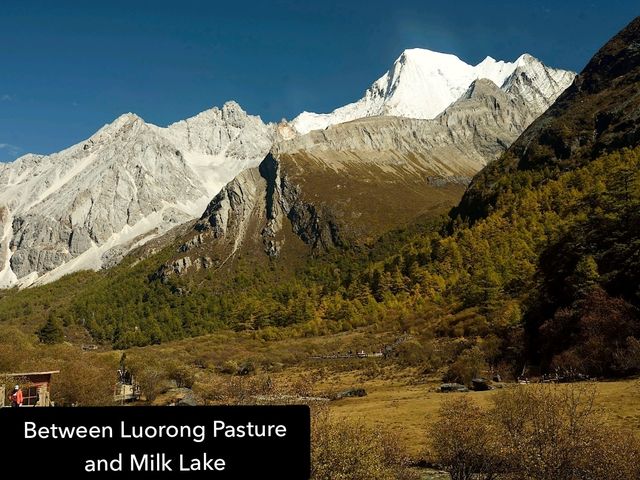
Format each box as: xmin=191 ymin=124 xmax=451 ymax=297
xmin=154 ymin=149 xmax=340 ymax=283
xmin=501 ymin=54 xmax=575 ymax=113
xmin=197 ymin=168 xmax=266 ymax=243
xmin=152 ymin=166 xmax=270 ymax=281
xmin=0 ymin=102 xmax=274 ymax=287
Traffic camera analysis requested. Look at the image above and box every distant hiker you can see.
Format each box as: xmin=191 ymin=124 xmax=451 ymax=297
xmin=10 ymin=385 xmax=23 ymax=407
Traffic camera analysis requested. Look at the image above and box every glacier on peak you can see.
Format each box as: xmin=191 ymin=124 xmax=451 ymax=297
xmin=291 ymin=48 xmax=575 ymax=134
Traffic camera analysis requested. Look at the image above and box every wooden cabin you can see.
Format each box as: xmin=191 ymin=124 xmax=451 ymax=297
xmin=1 ymin=370 xmax=60 ymax=407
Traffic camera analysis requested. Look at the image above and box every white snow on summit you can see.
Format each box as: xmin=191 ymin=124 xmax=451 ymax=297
xmin=291 ymin=49 xmax=574 ymax=134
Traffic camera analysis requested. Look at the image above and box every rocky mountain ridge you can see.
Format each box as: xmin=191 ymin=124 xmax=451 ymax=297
xmin=0 ymin=102 xmax=274 ymax=287
xmin=154 ymin=72 xmax=576 ymax=280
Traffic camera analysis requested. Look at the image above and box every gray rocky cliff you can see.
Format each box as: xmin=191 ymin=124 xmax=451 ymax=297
xmin=0 ymin=102 xmax=274 ymax=287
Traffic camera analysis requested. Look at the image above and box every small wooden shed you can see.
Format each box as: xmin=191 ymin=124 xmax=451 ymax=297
xmin=2 ymin=370 xmax=60 ymax=407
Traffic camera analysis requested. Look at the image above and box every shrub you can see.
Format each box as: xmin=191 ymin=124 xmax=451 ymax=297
xmin=0 ymin=326 xmax=36 ymax=371
xmin=164 ymin=360 xmax=196 ymax=389
xmin=219 ymin=360 xmax=239 ymax=375
xmin=491 ymin=384 xmax=640 ymax=480
xmin=311 ymin=408 xmax=418 ymax=480
xmin=51 ymin=354 xmax=118 ymax=406
xmin=429 ymin=396 xmax=503 ymax=480
xmin=429 ymin=384 xmax=640 ymax=480
xmin=442 ymin=346 xmax=487 ymax=386
xmin=127 ymin=354 xmax=170 ymax=402
xmin=393 ymin=339 xmax=431 ymax=367
xmin=194 ymin=375 xmax=275 ymax=405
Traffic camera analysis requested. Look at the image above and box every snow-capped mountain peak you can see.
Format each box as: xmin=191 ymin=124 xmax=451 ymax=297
xmin=474 ymin=56 xmax=518 ymax=85
xmin=514 ymin=53 xmax=536 ymax=66
xmin=502 ymin=53 xmax=576 ymax=109
xmin=376 ymin=48 xmax=477 ymax=118
xmin=291 ymin=48 xmax=575 ymax=134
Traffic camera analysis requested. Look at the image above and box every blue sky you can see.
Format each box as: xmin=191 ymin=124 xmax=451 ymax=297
xmin=0 ymin=1 xmax=638 ymax=161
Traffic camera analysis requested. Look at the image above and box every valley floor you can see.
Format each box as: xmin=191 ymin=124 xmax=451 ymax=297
xmin=298 ymin=370 xmax=640 ymax=458
xmin=111 ymin=326 xmax=640 ymax=462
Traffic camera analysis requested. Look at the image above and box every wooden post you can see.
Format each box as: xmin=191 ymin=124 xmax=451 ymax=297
xmin=0 ymin=385 xmax=5 ymax=407
xmin=37 ymin=385 xmax=48 ymax=407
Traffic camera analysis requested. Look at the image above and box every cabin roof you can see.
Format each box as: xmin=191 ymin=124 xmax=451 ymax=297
xmin=5 ymin=370 xmax=60 ymax=377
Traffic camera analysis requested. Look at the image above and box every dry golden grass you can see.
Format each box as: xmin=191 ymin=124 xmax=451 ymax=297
xmin=305 ymin=371 xmax=640 ymax=458
xmin=313 ymin=370 xmax=497 ymax=457
xmin=593 ymin=379 xmax=640 ymax=430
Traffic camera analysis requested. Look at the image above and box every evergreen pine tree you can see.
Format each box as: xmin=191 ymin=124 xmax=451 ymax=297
xmin=38 ymin=317 xmax=64 ymax=344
